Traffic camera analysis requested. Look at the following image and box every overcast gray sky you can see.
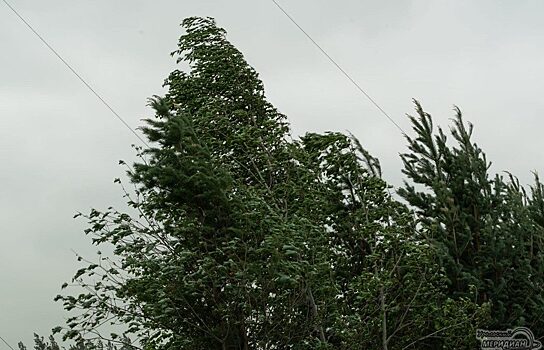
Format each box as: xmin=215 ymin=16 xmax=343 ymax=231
xmin=2 ymin=0 xmax=544 ymax=346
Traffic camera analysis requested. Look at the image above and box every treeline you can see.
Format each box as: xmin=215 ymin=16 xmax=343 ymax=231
xmin=42 ymin=17 xmax=544 ymax=349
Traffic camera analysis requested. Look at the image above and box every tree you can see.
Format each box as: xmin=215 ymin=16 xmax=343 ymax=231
xmin=399 ymin=101 xmax=544 ymax=329
xmin=297 ymin=132 xmax=488 ymax=349
xmin=55 ymin=17 xmax=487 ymax=349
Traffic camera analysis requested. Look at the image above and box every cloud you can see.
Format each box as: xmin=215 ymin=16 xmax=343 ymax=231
xmin=2 ymin=0 xmax=544 ymax=346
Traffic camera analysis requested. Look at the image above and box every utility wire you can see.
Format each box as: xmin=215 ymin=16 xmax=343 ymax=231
xmin=1 ymin=0 xmax=149 ymax=148
xmin=0 ymin=335 xmax=15 ymax=350
xmin=270 ymin=0 xmax=406 ymax=135
xmin=3 ymin=0 xmax=404 ymax=140
xmin=0 ymin=3 xmax=148 ymax=346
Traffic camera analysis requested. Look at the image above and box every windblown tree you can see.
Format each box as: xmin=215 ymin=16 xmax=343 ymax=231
xmin=55 ymin=17 xmax=488 ymax=349
xmin=399 ymin=101 xmax=544 ymax=330
xmin=296 ymin=133 xmax=488 ymax=349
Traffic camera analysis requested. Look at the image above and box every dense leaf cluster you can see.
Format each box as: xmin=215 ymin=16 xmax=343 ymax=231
xmin=18 ymin=333 xmax=133 ymax=350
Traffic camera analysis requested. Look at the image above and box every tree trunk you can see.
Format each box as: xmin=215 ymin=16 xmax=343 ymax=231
xmin=381 ymin=285 xmax=388 ymax=350
xmin=307 ymin=287 xmax=326 ymax=343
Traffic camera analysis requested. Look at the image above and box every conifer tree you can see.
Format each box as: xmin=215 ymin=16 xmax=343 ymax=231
xmin=399 ymin=100 xmax=544 ymax=329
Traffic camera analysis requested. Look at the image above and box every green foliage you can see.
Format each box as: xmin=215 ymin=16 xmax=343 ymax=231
xmin=399 ymin=100 xmax=544 ymax=329
xmin=55 ymin=16 xmax=544 ymax=350
xmin=17 ymin=333 xmax=133 ymax=350
xmin=297 ymin=132 xmax=489 ymax=349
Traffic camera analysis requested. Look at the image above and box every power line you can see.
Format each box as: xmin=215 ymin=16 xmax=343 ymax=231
xmin=0 ymin=335 xmax=15 ymax=350
xmin=1 ymin=0 xmax=149 ymax=148
xmin=269 ymin=0 xmax=406 ymax=135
